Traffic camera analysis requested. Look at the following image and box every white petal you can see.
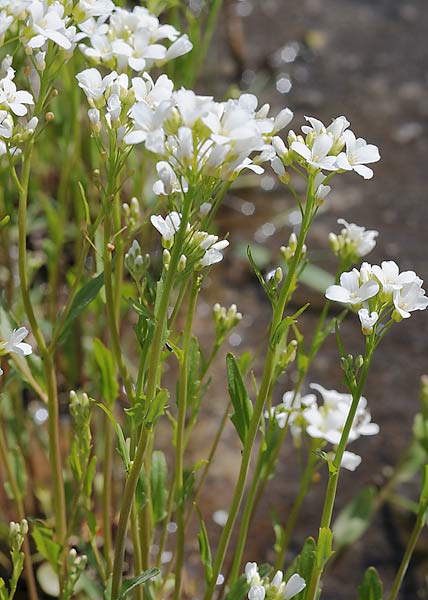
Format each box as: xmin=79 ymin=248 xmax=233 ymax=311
xmin=284 ymin=574 xmax=306 ymax=599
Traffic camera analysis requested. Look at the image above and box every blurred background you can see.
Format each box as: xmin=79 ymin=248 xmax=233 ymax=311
xmin=184 ymin=0 xmax=428 ymax=597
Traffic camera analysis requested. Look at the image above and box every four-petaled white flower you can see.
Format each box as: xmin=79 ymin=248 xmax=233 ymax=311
xmin=24 ymin=1 xmax=73 ymax=50
xmin=4 ymin=327 xmax=32 ymax=356
xmin=371 ymin=260 xmax=420 ymax=296
xmin=336 ymin=130 xmax=380 ymax=179
xmin=291 ymin=133 xmax=338 ymax=171
xmin=335 ymin=218 xmax=378 ymax=257
xmin=151 ymin=211 xmax=182 ymax=245
xmin=0 ymin=75 xmax=34 ymax=116
xmin=393 ymin=282 xmax=428 ymax=319
xmin=325 ymin=270 xmax=379 ymax=305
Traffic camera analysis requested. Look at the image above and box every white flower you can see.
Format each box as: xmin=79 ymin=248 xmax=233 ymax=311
xmin=335 ymin=218 xmax=378 ymax=257
xmin=283 ymin=574 xmax=306 ymax=599
xmin=266 ymin=391 xmax=316 ymax=438
xmin=393 ymin=282 xmax=428 ymax=319
xmin=248 ymin=585 xmax=265 ymax=600
xmin=339 ymin=451 xmax=362 ymax=471
xmin=291 ymin=133 xmax=338 ymax=171
xmin=74 ymin=0 xmax=114 ymax=20
xmin=0 ymin=75 xmax=34 ymax=116
xmin=371 ymin=260 xmax=420 ymax=296
xmin=24 ymin=1 xmax=72 ymax=50
xmin=336 ymin=130 xmax=380 ymax=179
xmin=153 ymin=161 xmax=187 ymax=195
xmin=358 ymin=309 xmax=379 ymax=335
xmin=314 ymin=172 xmax=331 ymax=202
xmin=164 ymin=34 xmax=193 ymax=61
xmin=196 ymin=236 xmax=229 ymax=268
xmin=76 ymin=68 xmax=117 ymax=106
xmin=304 ymin=383 xmax=379 ymax=445
xmin=301 ymin=115 xmax=350 ymax=150
xmin=325 ymin=269 xmax=379 ymax=305
xmin=151 ymin=211 xmax=182 ymax=245
xmin=245 ymin=562 xmax=259 ymax=584
xmin=4 ymin=327 xmax=32 ymax=356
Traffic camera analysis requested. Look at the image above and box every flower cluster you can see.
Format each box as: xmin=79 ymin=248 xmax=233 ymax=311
xmin=288 ymin=116 xmax=381 ymax=179
xmin=151 ymin=211 xmax=229 ymax=270
xmin=77 ymin=5 xmax=192 ymax=73
xmin=0 ymin=59 xmax=37 ymax=156
xmin=329 ymin=218 xmax=378 ymax=263
xmin=267 ymin=383 xmax=379 ymax=470
xmin=326 ymin=260 xmax=428 ymax=332
xmin=245 ymin=562 xmax=305 ymax=600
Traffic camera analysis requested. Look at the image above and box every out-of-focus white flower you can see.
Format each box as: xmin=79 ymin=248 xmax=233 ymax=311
xmin=336 ymin=130 xmax=380 ymax=179
xmin=78 ymin=6 xmax=192 ymax=73
xmin=2 ymin=327 xmax=32 ymax=356
xmin=358 ymin=308 xmax=379 ymax=334
xmin=248 ymin=585 xmax=265 ymax=600
xmin=325 ymin=269 xmax=379 ymax=306
xmin=153 ymin=161 xmax=188 ymax=196
xmin=329 ymin=218 xmax=378 ymax=260
xmin=266 ymin=391 xmax=316 ymax=438
xmin=23 ymin=1 xmax=73 ymax=50
xmin=74 ymin=0 xmax=114 ymax=20
xmin=303 ymin=383 xmax=379 ymax=445
xmin=339 ymin=450 xmax=362 ymax=471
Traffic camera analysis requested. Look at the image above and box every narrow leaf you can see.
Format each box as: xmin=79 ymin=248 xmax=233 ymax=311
xmin=226 ymin=353 xmax=253 ymax=444
xmin=118 ymin=568 xmax=160 ymax=599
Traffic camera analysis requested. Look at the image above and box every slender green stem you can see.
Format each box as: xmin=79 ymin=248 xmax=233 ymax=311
xmin=174 ymin=274 xmax=201 ymax=600
xmin=387 ymin=515 xmax=425 ymax=600
xmin=274 ymin=444 xmax=318 ymax=571
xmin=0 ymin=421 xmax=39 ymax=600
xmin=17 ymin=143 xmax=66 ymax=543
xmin=130 ymin=507 xmax=144 ymax=600
xmin=306 ymin=338 xmax=375 ymax=600
xmin=102 ymin=420 xmax=113 ymax=572
xmin=204 ymin=177 xmax=316 ymax=600
xmin=110 ymin=193 xmax=194 ymax=599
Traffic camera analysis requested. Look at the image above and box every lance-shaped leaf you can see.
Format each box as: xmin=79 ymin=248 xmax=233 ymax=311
xmin=151 ymin=451 xmax=167 ymax=523
xmin=93 ymin=339 xmax=118 ymax=406
xmin=357 ymin=567 xmax=383 ymax=600
xmin=118 ymin=568 xmax=160 ymax=599
xmin=226 ymin=353 xmax=253 ymax=444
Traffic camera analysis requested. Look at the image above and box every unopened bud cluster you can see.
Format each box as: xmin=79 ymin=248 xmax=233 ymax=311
xmin=122 ymin=197 xmax=140 ymax=229
xmin=213 ymin=303 xmax=242 ymax=345
xmin=9 ymin=519 xmax=28 ymax=551
xmin=125 ymin=240 xmax=150 ymax=283
xmin=280 ymin=232 xmax=306 ymax=263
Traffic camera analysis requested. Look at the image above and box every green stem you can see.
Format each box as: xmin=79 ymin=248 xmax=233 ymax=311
xmin=0 ymin=422 xmax=39 ymax=600
xmin=174 ymin=274 xmax=201 ymax=600
xmin=130 ymin=507 xmax=144 ymax=600
xmin=387 ymin=516 xmax=425 ymax=600
xmin=203 ymin=177 xmax=316 ymax=600
xmin=102 ymin=420 xmax=113 ymax=572
xmin=274 ymin=444 xmax=318 ymax=571
xmin=110 ymin=193 xmax=193 ymax=599
xmin=306 ymin=338 xmax=374 ymax=600
xmin=17 ymin=142 xmax=66 ymax=544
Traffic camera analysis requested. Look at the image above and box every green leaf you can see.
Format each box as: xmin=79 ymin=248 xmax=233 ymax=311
xmin=224 ymin=575 xmax=249 ymax=600
xmin=150 ymin=451 xmax=167 ymax=523
xmin=315 ymin=527 xmax=333 ymax=569
xmin=93 ymin=339 xmax=119 ymax=406
xmin=333 ymin=486 xmax=377 ymax=551
xmin=285 ymin=537 xmax=316 ymax=596
xmin=358 ymin=567 xmax=383 ymax=600
xmin=145 ymin=389 xmax=169 ymax=428
xmin=247 ymin=246 xmax=275 ymax=304
xmin=196 ymin=507 xmax=213 ymax=584
xmin=57 ymin=271 xmax=105 ymax=344
xmin=95 ymin=402 xmax=130 ymax=469
xmin=226 ymin=353 xmax=253 ymax=444
xmin=31 ymin=522 xmax=61 ymax=571
xmin=118 ymin=568 xmax=160 ymax=599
